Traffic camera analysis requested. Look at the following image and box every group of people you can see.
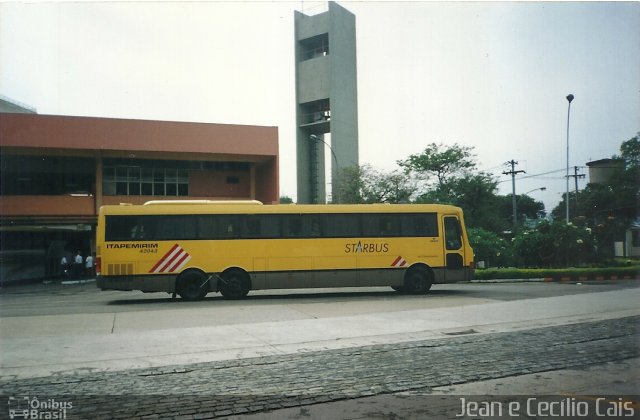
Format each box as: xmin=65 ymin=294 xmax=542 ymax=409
xmin=60 ymin=251 xmax=94 ymax=280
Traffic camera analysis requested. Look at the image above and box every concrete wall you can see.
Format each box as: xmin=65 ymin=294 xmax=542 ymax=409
xmin=586 ymin=159 xmax=624 ymax=186
xmin=0 ymin=113 xmax=278 ymax=158
xmin=295 ymin=1 xmax=359 ymax=204
xmin=625 ymin=230 xmax=640 ymax=258
xmin=297 ymin=57 xmax=331 ymax=104
xmin=328 ymin=1 xmax=359 ymax=194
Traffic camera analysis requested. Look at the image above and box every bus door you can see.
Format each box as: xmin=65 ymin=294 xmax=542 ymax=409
xmin=442 ymin=215 xmax=466 ymax=282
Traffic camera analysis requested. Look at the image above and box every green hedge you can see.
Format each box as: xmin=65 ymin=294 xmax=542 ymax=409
xmin=475 ymin=266 xmax=640 ymax=281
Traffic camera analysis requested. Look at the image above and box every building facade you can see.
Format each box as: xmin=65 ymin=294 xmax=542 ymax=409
xmin=0 ymin=112 xmax=279 ymax=283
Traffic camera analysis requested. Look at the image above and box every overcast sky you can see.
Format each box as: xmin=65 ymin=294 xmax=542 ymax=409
xmin=1 ymin=1 xmax=639 ymax=211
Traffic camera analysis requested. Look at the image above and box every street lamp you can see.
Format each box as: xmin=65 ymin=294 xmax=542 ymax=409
xmin=516 ymin=187 xmax=547 ymax=225
xmin=524 ymin=187 xmax=547 ymax=195
xmin=309 ymin=134 xmax=339 ymax=203
xmin=565 ymin=94 xmax=574 ymax=223
xmin=310 ymin=134 xmax=338 ymax=168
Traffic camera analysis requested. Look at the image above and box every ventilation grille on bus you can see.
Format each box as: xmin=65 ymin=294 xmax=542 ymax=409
xmin=107 ymin=263 xmax=134 ymax=276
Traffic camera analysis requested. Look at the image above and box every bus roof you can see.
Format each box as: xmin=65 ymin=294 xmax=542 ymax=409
xmin=99 ymin=202 xmax=464 ymax=216
xmin=143 ymin=200 xmax=263 ymax=206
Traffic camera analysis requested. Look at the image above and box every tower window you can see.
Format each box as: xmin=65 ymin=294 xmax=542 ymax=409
xmin=299 ymin=33 xmax=329 ymax=61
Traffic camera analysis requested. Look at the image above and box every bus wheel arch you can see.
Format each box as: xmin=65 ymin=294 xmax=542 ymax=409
xmin=175 ymin=268 xmax=210 ymax=301
xmin=402 ymin=264 xmax=434 ymax=294
xmin=218 ymin=267 xmax=251 ymax=300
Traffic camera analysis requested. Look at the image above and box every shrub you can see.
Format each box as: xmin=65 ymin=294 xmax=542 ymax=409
xmin=467 ymin=227 xmax=509 ymax=267
xmin=475 ymin=266 xmax=640 ymax=280
xmin=511 ymin=221 xmax=597 ymax=268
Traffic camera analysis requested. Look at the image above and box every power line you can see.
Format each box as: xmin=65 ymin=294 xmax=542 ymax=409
xmin=496 ymin=167 xmax=566 ymax=184
xmin=480 ymin=163 xmax=510 ymax=173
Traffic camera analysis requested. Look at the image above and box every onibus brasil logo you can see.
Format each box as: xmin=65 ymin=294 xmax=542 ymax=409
xmin=8 ymin=396 xmax=73 ymax=419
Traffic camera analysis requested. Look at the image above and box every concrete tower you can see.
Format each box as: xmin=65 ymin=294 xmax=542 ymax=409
xmin=295 ymin=1 xmax=359 ymax=203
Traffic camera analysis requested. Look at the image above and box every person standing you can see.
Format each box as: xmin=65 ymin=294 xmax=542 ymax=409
xmin=85 ymin=253 xmax=94 ymax=278
xmin=60 ymin=255 xmax=70 ymax=279
xmin=73 ymin=251 xmax=83 ymax=280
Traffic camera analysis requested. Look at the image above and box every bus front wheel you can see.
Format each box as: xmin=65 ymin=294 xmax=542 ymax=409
xmin=402 ymin=267 xmax=433 ymax=294
xmin=219 ymin=269 xmax=250 ymax=300
xmin=176 ymin=270 xmax=209 ymax=301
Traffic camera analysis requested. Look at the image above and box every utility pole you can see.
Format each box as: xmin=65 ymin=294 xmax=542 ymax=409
xmin=568 ymin=165 xmax=586 ymax=215
xmin=569 ymin=165 xmax=586 ymax=194
xmin=503 ymin=160 xmax=526 ymax=228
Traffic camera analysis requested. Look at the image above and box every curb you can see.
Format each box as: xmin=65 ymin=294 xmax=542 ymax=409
xmin=470 ymin=278 xmax=545 ymax=283
xmin=471 ymin=276 xmax=640 ymax=283
xmin=59 ymin=278 xmax=97 ymax=285
xmin=542 ymin=275 xmax=639 ymax=282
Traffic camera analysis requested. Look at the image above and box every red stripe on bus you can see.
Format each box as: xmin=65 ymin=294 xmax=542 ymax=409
xmin=158 ymin=248 xmax=185 ymax=273
xmin=149 ymin=243 xmax=180 ymax=273
xmin=164 ymin=250 xmax=190 ymax=273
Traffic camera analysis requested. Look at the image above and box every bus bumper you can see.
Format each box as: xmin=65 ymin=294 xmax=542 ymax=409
xmin=97 ymin=274 xmax=176 ymax=293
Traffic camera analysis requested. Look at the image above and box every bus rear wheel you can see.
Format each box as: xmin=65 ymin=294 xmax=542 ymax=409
xmin=176 ymin=270 xmax=209 ymax=301
xmin=219 ymin=269 xmax=250 ymax=300
xmin=402 ymin=267 xmax=433 ymax=294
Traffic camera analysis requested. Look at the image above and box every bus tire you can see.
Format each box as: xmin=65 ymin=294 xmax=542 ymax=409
xmin=219 ymin=269 xmax=250 ymax=300
xmin=176 ymin=270 xmax=209 ymax=301
xmin=403 ymin=266 xmax=433 ymax=294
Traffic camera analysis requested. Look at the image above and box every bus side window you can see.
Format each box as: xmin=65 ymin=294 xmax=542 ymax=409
xmin=261 ymin=215 xmax=280 ymax=238
xmin=179 ymin=216 xmax=197 ymax=240
xmin=380 ymin=216 xmax=400 ymax=237
xmin=284 ymin=216 xmax=303 ymax=237
xmin=132 ymin=217 xmax=156 ymax=240
xmin=362 ymin=215 xmax=379 ymax=237
xmin=304 ymin=215 xmax=323 ymax=237
xmin=444 ymin=217 xmax=462 ymax=250
xmin=363 ymin=215 xmax=399 ymax=237
xmin=154 ymin=216 xmax=195 ymax=240
xmin=106 ymin=216 xmax=138 ymax=241
xmin=131 ymin=223 xmax=146 ymax=239
xmin=198 ymin=216 xmax=217 ymax=239
xmin=219 ymin=217 xmax=239 ymax=239
xmin=324 ymin=214 xmax=361 ymax=238
xmin=416 ymin=214 xmax=438 ymax=237
xmin=245 ymin=216 xmax=261 ymax=238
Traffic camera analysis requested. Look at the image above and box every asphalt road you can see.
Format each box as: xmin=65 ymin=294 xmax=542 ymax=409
xmin=1 ymin=278 xmax=637 ymax=318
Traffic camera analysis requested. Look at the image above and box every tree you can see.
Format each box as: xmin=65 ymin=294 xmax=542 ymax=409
xmin=333 ymin=165 xmax=367 ymax=204
xmin=515 ymin=195 xmax=546 ymax=221
xmin=334 ymin=164 xmax=416 ymax=204
xmin=551 ymin=134 xmax=639 ymax=258
xmin=398 ymin=142 xmax=477 ymax=190
xmin=494 ymin=194 xmax=545 ymax=229
xmin=620 ymin=133 xmax=640 ymax=168
xmin=279 ymin=196 xmax=294 ymax=204
xmin=553 ymin=134 xmax=639 ymax=219
xmin=467 ymin=227 xmax=509 ymax=267
xmin=415 ymin=172 xmax=508 ymax=232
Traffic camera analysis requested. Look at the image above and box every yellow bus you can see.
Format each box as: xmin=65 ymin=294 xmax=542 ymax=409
xmin=96 ymin=201 xmax=474 ymax=300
